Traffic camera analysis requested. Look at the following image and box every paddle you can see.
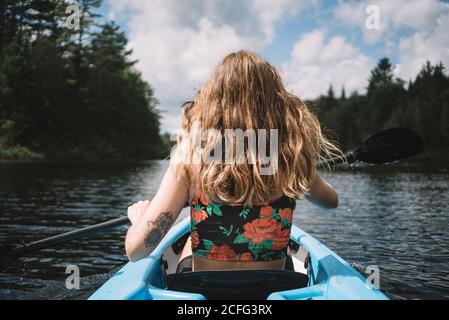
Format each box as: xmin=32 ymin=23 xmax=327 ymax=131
xmin=317 ymin=127 xmax=424 ymax=168
xmin=0 ymin=216 xmax=130 ymax=271
xmin=0 ymin=127 xmax=423 ymax=271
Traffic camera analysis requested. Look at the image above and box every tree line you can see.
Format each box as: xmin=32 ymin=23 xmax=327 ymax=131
xmin=309 ymin=58 xmax=449 ymax=152
xmin=0 ymin=0 xmax=168 ymax=160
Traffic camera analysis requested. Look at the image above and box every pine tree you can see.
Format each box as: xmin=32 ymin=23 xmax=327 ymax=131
xmin=341 ymin=87 xmax=346 ymax=101
xmin=367 ymin=57 xmax=394 ymax=95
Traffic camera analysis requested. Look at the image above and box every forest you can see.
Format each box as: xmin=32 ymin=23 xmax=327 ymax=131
xmin=1 ymin=1 xmax=448 ymax=160
xmin=309 ymin=58 xmax=449 ymax=153
xmin=0 ymin=0 xmax=167 ymax=160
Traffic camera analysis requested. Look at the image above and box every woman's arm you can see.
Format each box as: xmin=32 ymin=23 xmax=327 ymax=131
xmin=125 ymin=165 xmax=189 ymax=262
xmin=305 ymin=172 xmax=339 ymax=209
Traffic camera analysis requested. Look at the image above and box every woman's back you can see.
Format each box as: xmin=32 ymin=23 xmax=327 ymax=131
xmin=124 ymin=50 xmax=340 ymax=269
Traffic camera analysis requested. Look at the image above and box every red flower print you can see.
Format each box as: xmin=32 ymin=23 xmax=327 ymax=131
xmin=191 ymin=209 xmax=208 ymax=223
xmin=206 ymin=245 xmax=237 ymax=261
xmin=272 ymin=228 xmax=291 ymax=250
xmin=243 ymin=218 xmax=282 ymax=244
xmin=191 ymin=191 xmax=209 ymax=206
xmin=260 ymin=206 xmax=273 ymax=217
xmin=239 ymin=252 xmax=253 ymax=262
xmin=191 ymin=231 xmax=200 ymax=249
xmin=279 ymin=208 xmax=293 ymax=222
xmin=199 ymin=193 xmax=209 ymax=206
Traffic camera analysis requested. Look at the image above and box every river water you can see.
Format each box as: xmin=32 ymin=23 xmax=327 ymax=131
xmin=0 ymin=160 xmax=448 ymax=299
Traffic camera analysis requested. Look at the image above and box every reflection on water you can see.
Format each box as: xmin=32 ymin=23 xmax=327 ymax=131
xmin=0 ymin=160 xmax=448 ymax=299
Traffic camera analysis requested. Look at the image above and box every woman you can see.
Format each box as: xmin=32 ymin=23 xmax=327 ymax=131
xmin=125 ymin=51 xmax=340 ymax=272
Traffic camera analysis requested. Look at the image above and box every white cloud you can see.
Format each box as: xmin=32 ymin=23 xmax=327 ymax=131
xmin=281 ymin=30 xmax=373 ymax=99
xmin=107 ymin=0 xmax=303 ymax=131
xmin=334 ymin=0 xmax=449 ymax=80
xmin=397 ymin=11 xmax=449 ymax=80
xmin=334 ymin=0 xmax=447 ymax=42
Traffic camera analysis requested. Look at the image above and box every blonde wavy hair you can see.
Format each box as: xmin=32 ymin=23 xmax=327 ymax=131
xmin=172 ymin=50 xmax=341 ymax=205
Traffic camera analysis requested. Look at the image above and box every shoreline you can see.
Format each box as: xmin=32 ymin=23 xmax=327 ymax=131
xmin=0 ymin=145 xmax=168 ymax=162
xmin=0 ymin=157 xmax=168 ymax=163
xmin=1 ymin=146 xmax=447 ymax=163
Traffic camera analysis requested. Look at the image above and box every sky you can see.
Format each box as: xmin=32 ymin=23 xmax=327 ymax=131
xmin=97 ymin=0 xmax=449 ymax=132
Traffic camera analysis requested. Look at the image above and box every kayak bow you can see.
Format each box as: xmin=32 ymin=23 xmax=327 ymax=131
xmin=89 ymin=214 xmax=388 ymax=300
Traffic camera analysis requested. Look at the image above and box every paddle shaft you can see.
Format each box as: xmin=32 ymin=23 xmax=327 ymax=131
xmin=7 ymin=216 xmax=129 ymax=258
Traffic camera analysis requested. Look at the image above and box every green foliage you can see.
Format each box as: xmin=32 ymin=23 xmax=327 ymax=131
xmin=239 ymin=208 xmax=250 ymax=219
xmin=0 ymin=145 xmax=44 ymax=160
xmin=206 ymin=203 xmax=223 ymax=216
xmin=219 ymin=225 xmax=235 ymax=237
xmin=248 ymin=239 xmax=272 ymax=260
xmin=202 ymin=239 xmax=214 ymax=251
xmin=312 ymin=58 xmax=449 ymax=150
xmin=0 ymin=0 xmax=167 ymax=160
xmin=233 ymin=233 xmax=250 ymax=244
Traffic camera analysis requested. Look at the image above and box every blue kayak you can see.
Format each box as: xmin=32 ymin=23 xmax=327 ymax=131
xmin=89 ymin=216 xmax=388 ymax=300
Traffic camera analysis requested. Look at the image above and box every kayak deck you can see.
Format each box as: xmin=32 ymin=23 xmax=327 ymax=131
xmin=89 ymin=216 xmax=388 ymax=300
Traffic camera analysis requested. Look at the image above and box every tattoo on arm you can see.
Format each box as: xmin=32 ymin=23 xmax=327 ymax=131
xmin=144 ymin=212 xmax=174 ymax=250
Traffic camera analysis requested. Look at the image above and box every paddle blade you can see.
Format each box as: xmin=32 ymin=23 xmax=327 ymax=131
xmin=354 ymin=127 xmax=424 ymax=164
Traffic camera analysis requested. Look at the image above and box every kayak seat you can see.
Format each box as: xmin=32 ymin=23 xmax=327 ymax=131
xmin=166 ymin=270 xmax=308 ymax=300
